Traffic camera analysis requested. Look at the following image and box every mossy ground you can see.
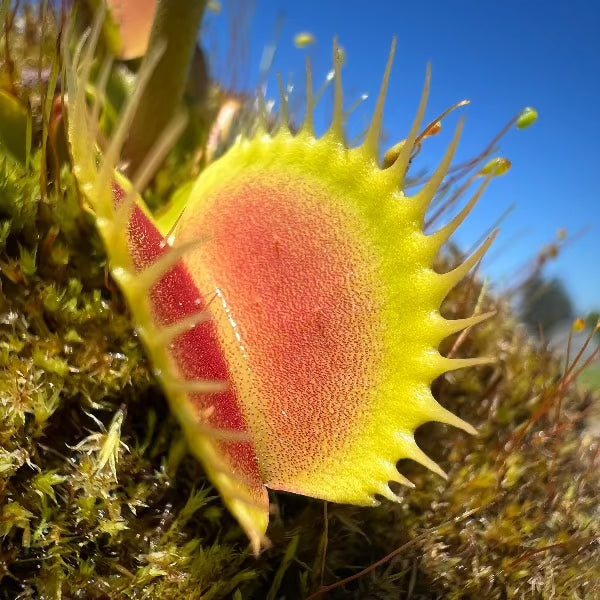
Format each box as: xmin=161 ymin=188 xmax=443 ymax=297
xmin=1 ymin=6 xmax=599 ymax=599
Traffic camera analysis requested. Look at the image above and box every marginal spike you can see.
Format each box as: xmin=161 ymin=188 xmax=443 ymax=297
xmin=441 ymin=310 xmax=496 ymax=336
xmin=164 ymin=204 xmax=186 ymax=242
xmin=304 ymin=56 xmax=314 ymax=135
xmin=114 ymin=110 xmax=189 ymax=232
xmin=165 ymin=377 xmax=229 ymax=395
xmin=79 ymin=4 xmax=106 ymax=94
xmin=388 ymin=469 xmax=415 ymax=488
xmin=396 ymin=432 xmax=447 ymax=478
xmin=90 ymin=55 xmax=114 ymax=145
xmin=387 ymin=63 xmax=431 ymax=187
xmin=94 ymin=41 xmax=166 ymax=213
xmin=330 ymin=37 xmax=345 ymax=141
xmin=438 ymin=355 xmax=495 ymax=373
xmin=363 ymin=37 xmax=397 ymax=158
xmin=437 ymin=231 xmax=497 ymax=295
xmin=71 ymin=29 xmax=90 ymax=76
xmin=64 ymin=25 xmax=98 ymax=188
xmin=152 ymin=310 xmax=211 ymax=346
xmin=428 ymin=175 xmax=493 ymax=249
xmin=136 ymin=238 xmax=206 ymax=291
xmin=414 ymin=118 xmax=464 ymax=218
xmin=276 ymin=73 xmax=289 ymax=131
xmin=376 ymin=483 xmax=402 ymax=503
xmin=132 ymin=110 xmax=188 ymax=195
xmin=377 ymin=460 xmax=414 ymax=488
xmin=429 ymin=400 xmax=478 ymax=435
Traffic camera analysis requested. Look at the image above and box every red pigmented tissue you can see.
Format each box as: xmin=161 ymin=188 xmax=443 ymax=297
xmin=119 ymin=182 xmax=265 ymax=502
xmin=185 ymin=177 xmax=382 ymax=489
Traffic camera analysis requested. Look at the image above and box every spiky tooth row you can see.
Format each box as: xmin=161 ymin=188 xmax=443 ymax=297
xmin=363 ymin=38 xmax=397 ymax=158
xmin=67 ymin=25 xmax=255 ymax=450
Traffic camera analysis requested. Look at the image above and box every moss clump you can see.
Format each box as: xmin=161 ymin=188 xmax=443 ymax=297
xmin=1 ymin=4 xmax=598 ymax=599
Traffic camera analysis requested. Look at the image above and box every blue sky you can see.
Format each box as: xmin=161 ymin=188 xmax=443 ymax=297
xmin=204 ymin=1 xmax=599 ymax=314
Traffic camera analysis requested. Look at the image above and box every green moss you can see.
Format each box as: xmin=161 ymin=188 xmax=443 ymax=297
xmin=0 ymin=4 xmax=598 ymax=599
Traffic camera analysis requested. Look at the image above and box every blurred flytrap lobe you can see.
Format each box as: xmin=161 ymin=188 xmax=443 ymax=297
xmin=61 ymin=3 xmax=538 ymax=551
xmin=103 ymin=0 xmax=158 ymax=60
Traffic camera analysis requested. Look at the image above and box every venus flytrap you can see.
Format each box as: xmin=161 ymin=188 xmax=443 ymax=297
xmin=3 ymin=5 xmax=600 ymax=598
xmin=63 ymin=13 xmax=541 ymax=552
